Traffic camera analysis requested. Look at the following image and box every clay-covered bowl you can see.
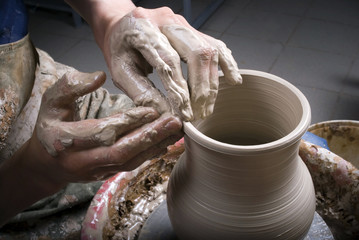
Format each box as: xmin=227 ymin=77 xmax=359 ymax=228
xmin=309 ymin=120 xmax=359 ymax=166
xmin=299 ymin=120 xmax=359 ymax=240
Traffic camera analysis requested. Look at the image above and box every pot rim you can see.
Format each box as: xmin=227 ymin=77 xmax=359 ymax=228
xmin=183 ymin=69 xmax=311 ymax=155
xmin=309 ymin=120 xmax=359 ymax=131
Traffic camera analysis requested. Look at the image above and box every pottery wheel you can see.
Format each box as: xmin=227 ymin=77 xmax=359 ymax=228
xmin=138 ymin=200 xmax=177 ymax=240
xmin=138 ymin=200 xmax=334 ymax=240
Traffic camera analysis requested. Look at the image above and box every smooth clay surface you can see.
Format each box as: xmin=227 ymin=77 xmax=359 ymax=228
xmin=167 ymin=70 xmax=316 ymax=240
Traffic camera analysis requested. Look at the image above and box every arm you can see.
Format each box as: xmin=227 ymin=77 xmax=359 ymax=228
xmin=65 ymin=0 xmax=135 ymax=53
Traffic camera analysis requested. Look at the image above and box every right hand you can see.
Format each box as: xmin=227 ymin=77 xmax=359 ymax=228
xmin=102 ymin=7 xmax=242 ymax=121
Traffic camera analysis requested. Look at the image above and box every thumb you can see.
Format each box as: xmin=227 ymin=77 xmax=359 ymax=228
xmin=44 ymin=70 xmax=106 ymax=108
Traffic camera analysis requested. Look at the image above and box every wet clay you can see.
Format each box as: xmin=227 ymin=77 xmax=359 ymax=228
xmin=300 ymin=124 xmax=359 ymax=239
xmin=309 ymin=121 xmax=359 ymax=168
xmin=161 ymin=26 xmax=242 ymax=119
xmin=108 ymin=15 xmax=192 ymax=120
xmin=35 ymin=70 xmax=159 ymax=157
xmin=300 ymin=141 xmax=359 ymax=239
xmin=161 ymin=25 xmax=219 ymax=119
xmin=107 ymin=12 xmax=242 ymax=121
xmin=167 ymin=70 xmax=316 ymax=240
xmin=0 ymin=89 xmax=18 ymax=151
xmin=0 ymin=49 xmax=57 ymax=162
xmin=102 ymin=143 xmax=184 ymax=240
xmin=0 ymin=48 xmax=141 ymax=162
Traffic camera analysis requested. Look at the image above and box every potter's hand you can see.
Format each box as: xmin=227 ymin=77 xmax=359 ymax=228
xmin=103 ymin=7 xmax=242 ymax=120
xmin=0 ymin=70 xmax=182 ymax=226
xmin=33 ymin=70 xmax=182 ymax=182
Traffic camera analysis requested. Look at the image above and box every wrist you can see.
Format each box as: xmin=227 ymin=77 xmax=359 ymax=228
xmin=65 ymin=0 xmax=136 ymax=51
xmin=0 ymin=140 xmax=64 ymax=226
xmin=23 ymin=136 xmax=67 ymax=193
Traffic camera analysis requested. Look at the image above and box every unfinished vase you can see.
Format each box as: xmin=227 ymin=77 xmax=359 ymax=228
xmin=167 ymin=70 xmax=316 ymax=240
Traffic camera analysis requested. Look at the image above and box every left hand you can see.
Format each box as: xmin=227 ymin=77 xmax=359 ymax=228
xmin=102 ymin=7 xmax=242 ymax=121
xmin=31 ymin=70 xmax=182 ymax=183
xmin=0 ymin=70 xmax=182 ymax=226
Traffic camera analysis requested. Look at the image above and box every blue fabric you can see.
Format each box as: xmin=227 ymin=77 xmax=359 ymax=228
xmin=302 ymin=132 xmax=329 ymax=150
xmin=0 ymin=0 xmax=28 ymax=44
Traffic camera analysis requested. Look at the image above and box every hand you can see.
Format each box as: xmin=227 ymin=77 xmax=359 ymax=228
xmin=102 ymin=7 xmax=242 ymax=121
xmin=30 ymin=70 xmax=182 ymax=184
xmin=0 ymin=70 xmax=182 ymax=226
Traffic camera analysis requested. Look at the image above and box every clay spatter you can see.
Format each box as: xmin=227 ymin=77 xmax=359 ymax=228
xmin=102 ymin=144 xmax=184 ymax=240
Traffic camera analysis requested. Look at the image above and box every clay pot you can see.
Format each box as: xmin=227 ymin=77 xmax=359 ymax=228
xmin=300 ymin=120 xmax=359 ymax=239
xmin=167 ymin=70 xmax=316 ymax=240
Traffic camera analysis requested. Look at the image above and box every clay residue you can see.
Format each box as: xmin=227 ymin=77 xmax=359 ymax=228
xmin=309 ymin=122 xmax=359 ymax=168
xmin=0 ymin=35 xmax=40 ymax=161
xmin=0 ymin=34 xmax=38 ymax=116
xmin=109 ymin=16 xmax=192 ymax=120
xmin=0 ymin=88 xmax=19 ymax=151
xmin=161 ymin=24 xmax=219 ymax=119
xmin=102 ymin=143 xmax=184 ymax=240
xmin=299 ymin=140 xmax=359 ymax=239
xmin=161 ymin=25 xmax=242 ymax=119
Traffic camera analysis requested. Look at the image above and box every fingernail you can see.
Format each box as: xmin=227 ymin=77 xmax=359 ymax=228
xmin=181 ymin=107 xmax=193 ymax=121
xmin=224 ymin=70 xmax=242 ymax=85
xmin=236 ymin=72 xmax=243 ymax=84
xmin=205 ymin=103 xmax=215 ymax=117
xmin=64 ymin=71 xmax=106 ymax=96
xmin=164 ymin=116 xmax=182 ymax=131
xmin=143 ymin=110 xmax=159 ymax=121
xmin=229 ymin=71 xmax=242 ymax=85
xmin=201 ymin=111 xmax=208 ymax=119
xmin=77 ymin=71 xmax=106 ymax=86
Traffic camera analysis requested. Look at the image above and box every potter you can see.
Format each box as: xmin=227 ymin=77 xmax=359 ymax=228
xmin=167 ymin=70 xmax=316 ymax=240
xmin=0 ymin=0 xmax=244 ymax=229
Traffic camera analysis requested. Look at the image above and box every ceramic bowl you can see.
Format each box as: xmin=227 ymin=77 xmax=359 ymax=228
xmin=300 ymin=120 xmax=359 ymax=239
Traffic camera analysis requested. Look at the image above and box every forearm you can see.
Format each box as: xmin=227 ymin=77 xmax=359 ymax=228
xmin=0 ymin=140 xmax=63 ymax=227
xmin=65 ymin=0 xmax=136 ymax=51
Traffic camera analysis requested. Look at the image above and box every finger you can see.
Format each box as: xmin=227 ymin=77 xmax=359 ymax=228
xmin=109 ymin=15 xmax=172 ymax=117
xmin=86 ymin=132 xmax=183 ymax=181
xmin=50 ymin=107 xmax=160 ymax=154
xmin=44 ymin=71 xmax=106 ymax=109
xmin=117 ymin=132 xmax=183 ymax=171
xmin=85 ymin=113 xmax=182 ymax=169
xmin=123 ymin=17 xmax=193 ymax=121
xmin=206 ymin=50 xmax=219 ymax=117
xmin=161 ymin=25 xmax=217 ymax=119
xmin=109 ymin=113 xmax=182 ymax=162
xmin=173 ymin=14 xmax=242 ymax=85
xmin=112 ymin=56 xmax=171 ymax=112
xmin=201 ymin=35 xmax=242 ymax=85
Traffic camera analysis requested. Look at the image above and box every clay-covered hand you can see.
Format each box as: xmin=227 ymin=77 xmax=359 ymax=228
xmin=103 ymin=7 xmax=242 ymax=121
xmin=30 ymin=70 xmax=182 ymax=183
